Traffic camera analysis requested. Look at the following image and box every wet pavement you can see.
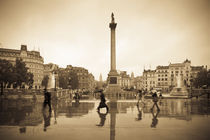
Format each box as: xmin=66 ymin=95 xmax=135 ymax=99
xmin=0 ymin=98 xmax=210 ymax=140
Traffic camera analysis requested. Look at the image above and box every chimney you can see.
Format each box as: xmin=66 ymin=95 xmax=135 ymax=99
xmin=21 ymin=45 xmax=27 ymax=51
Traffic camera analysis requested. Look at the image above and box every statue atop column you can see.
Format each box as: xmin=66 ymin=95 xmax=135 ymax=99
xmin=111 ymin=13 xmax=115 ymax=23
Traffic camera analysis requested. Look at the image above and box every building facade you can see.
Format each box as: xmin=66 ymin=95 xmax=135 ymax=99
xmin=143 ymin=70 xmax=156 ymax=91
xmin=139 ymin=59 xmax=203 ymax=93
xmin=66 ymin=65 xmax=95 ymax=91
xmin=119 ymin=71 xmax=131 ymax=89
xmin=134 ymin=76 xmax=144 ymax=90
xmin=156 ymin=66 xmax=169 ymax=92
xmin=0 ymin=45 xmax=44 ymax=89
xmin=169 ymin=59 xmax=191 ymax=88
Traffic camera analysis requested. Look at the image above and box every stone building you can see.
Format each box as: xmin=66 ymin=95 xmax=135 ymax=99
xmin=0 ymin=45 xmax=44 ymax=89
xmin=66 ymin=65 xmax=95 ymax=91
xmin=156 ymin=66 xmax=169 ymax=92
xmin=134 ymin=76 xmax=144 ymax=90
xmin=88 ymin=73 xmax=95 ymax=92
xmin=169 ymin=59 xmax=191 ymax=87
xmin=143 ymin=69 xmax=156 ymax=91
xmin=119 ymin=71 xmax=131 ymax=89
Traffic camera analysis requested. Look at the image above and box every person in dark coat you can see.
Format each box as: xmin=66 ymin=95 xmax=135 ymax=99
xmin=151 ymin=91 xmax=160 ymax=111
xmin=97 ymin=90 xmax=109 ymax=112
xmin=43 ymin=88 xmax=52 ymax=112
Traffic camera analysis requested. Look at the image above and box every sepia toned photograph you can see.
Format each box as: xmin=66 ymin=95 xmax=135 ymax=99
xmin=0 ymin=0 xmax=210 ymax=140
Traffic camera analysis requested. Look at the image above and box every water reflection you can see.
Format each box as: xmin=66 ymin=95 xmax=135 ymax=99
xmin=150 ymin=110 xmax=160 ymax=128
xmin=96 ymin=111 xmax=108 ymax=127
xmin=0 ymin=97 xmax=210 ymax=140
xmin=43 ymin=110 xmax=52 ymax=132
xmin=109 ymin=101 xmax=117 ymax=140
xmin=135 ymin=104 xmax=142 ymax=121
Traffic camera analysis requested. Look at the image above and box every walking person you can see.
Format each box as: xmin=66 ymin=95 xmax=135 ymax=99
xmin=158 ymin=91 xmax=163 ymax=105
xmin=97 ymin=90 xmax=109 ymax=112
xmin=137 ymin=90 xmax=142 ymax=105
xmin=43 ymin=88 xmax=52 ymax=112
xmin=150 ymin=91 xmax=160 ymax=111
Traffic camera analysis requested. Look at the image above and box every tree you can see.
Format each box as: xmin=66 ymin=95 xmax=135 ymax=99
xmin=58 ymin=74 xmax=68 ymax=89
xmin=193 ymin=69 xmax=210 ymax=88
xmin=0 ymin=59 xmax=15 ymax=94
xmin=26 ymin=72 xmax=34 ymax=89
xmin=42 ymin=75 xmax=49 ymax=89
xmin=14 ymin=58 xmax=29 ymax=88
xmin=69 ymin=71 xmax=78 ymax=89
xmin=58 ymin=69 xmax=79 ymax=89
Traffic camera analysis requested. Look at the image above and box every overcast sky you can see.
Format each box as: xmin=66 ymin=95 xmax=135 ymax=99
xmin=0 ymin=0 xmax=209 ymax=80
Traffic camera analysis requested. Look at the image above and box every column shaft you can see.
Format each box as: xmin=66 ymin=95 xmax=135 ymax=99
xmin=111 ymin=29 xmax=116 ymax=71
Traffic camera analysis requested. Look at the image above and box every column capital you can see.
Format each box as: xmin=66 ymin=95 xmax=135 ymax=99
xmin=109 ymin=23 xmax=117 ymax=29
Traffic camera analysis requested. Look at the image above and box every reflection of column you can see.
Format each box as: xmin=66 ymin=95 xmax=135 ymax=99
xmin=110 ymin=101 xmax=117 ymax=140
xmin=110 ymin=112 xmax=116 ymax=140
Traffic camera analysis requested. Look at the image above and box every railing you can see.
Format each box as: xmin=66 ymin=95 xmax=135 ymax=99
xmin=0 ymin=89 xmax=75 ymax=100
xmin=51 ymin=89 xmax=74 ymax=100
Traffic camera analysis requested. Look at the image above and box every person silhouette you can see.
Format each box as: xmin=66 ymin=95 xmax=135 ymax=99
xmin=75 ymin=98 xmax=80 ymax=107
xmin=96 ymin=111 xmax=108 ymax=127
xmin=150 ymin=110 xmax=160 ymax=128
xmin=19 ymin=127 xmax=26 ymax=133
xmin=97 ymin=90 xmax=109 ymax=112
xmin=151 ymin=91 xmax=160 ymax=111
xmin=43 ymin=88 xmax=52 ymax=112
xmin=74 ymin=91 xmax=80 ymax=100
xmin=137 ymin=90 xmax=142 ymax=104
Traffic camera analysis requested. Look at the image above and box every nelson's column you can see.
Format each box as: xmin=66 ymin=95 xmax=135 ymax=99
xmin=105 ymin=13 xmax=122 ymax=96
